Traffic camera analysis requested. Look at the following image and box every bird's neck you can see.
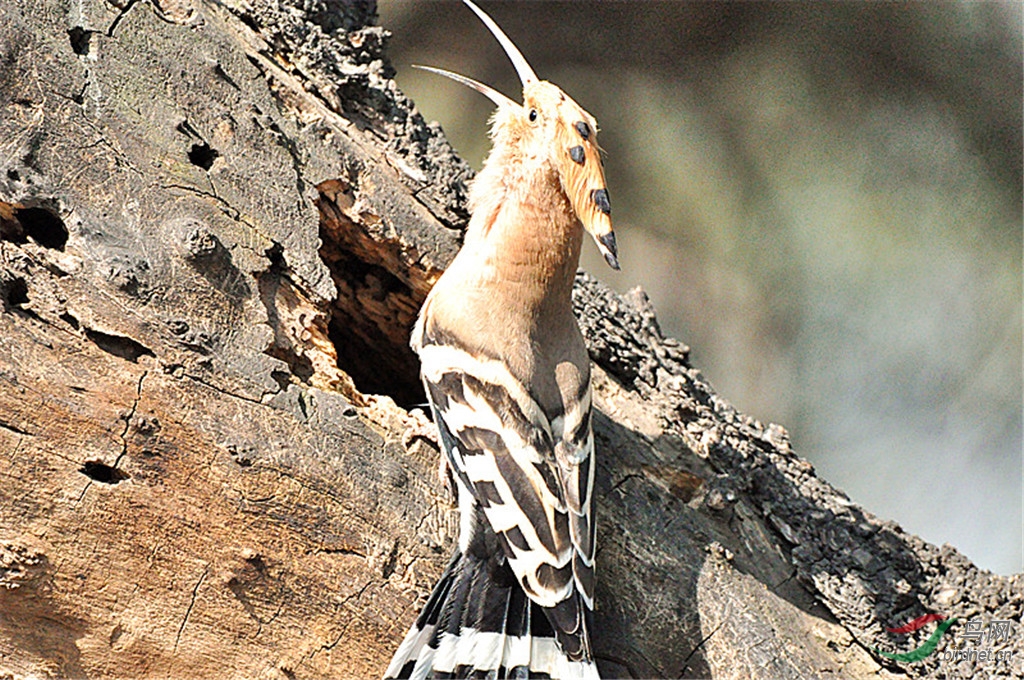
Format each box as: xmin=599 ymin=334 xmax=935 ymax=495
xmin=417 ymin=157 xmax=588 ymax=409
xmin=463 ymin=154 xmax=583 ymax=318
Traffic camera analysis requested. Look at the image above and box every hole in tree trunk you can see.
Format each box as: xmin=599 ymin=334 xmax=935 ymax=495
xmin=187 ymin=142 xmax=219 ymax=170
xmin=67 ymin=26 xmax=93 ymax=56
xmin=80 ymin=461 xmax=129 ymax=484
xmin=2 ymin=276 xmax=29 ymax=308
xmin=315 ymin=179 xmax=436 ymax=408
xmin=0 ymin=201 xmax=69 ymax=251
xmin=16 ymin=207 xmax=69 ymax=251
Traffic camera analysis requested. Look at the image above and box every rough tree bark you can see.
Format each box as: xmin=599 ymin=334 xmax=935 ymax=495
xmin=0 ymin=0 xmax=1019 ymax=678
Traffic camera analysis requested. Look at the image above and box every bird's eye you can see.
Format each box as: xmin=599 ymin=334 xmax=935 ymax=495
xmin=528 ymin=109 xmax=538 ymax=122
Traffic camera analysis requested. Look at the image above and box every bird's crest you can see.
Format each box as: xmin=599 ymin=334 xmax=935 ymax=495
xmin=414 ymin=0 xmax=619 ymax=270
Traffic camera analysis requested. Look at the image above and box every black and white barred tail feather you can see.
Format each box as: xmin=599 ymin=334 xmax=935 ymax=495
xmin=383 ymin=495 xmax=598 ymax=680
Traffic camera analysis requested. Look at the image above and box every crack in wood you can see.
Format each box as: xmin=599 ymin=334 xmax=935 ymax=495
xmin=113 ymin=370 xmax=148 ymax=469
xmin=0 ymin=420 xmax=33 ymax=437
xmin=105 ymin=0 xmax=140 ymax=37
xmin=677 ymin=620 xmax=725 ymax=678
xmin=174 ymin=564 xmax=210 ymax=653
xmin=308 ymin=581 xmax=373 ymax=661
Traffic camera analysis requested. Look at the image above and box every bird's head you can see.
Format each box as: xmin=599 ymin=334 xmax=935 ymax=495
xmin=414 ymin=0 xmax=619 ymax=270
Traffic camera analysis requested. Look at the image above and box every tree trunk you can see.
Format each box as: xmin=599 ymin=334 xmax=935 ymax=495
xmin=0 ymin=0 xmax=1018 ymax=678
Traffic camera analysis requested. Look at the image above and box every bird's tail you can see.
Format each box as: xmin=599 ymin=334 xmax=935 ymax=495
xmin=383 ymin=547 xmax=599 ymax=680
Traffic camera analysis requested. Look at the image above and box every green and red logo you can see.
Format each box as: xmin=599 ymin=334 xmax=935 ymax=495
xmin=875 ymin=614 xmax=957 ymax=662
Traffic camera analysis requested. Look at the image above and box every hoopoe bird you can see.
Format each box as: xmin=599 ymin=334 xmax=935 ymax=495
xmin=385 ymin=1 xmax=617 ymax=678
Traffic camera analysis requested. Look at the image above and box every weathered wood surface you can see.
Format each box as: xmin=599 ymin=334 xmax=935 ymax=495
xmin=0 ymin=0 xmax=1019 ymax=678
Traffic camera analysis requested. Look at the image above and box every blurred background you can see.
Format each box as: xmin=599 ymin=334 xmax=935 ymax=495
xmin=378 ymin=1 xmax=1022 ymax=575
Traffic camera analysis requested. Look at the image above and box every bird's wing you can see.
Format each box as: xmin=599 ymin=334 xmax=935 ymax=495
xmin=418 ymin=341 xmax=596 ymax=659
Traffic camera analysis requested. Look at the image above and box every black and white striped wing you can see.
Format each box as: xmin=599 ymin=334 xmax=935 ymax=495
xmin=418 ymin=343 xmax=597 ymax=660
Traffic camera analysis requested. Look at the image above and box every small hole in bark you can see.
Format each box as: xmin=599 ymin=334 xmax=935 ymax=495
xmin=239 ymin=13 xmax=260 ymax=33
xmin=14 ymin=206 xmax=69 ymax=250
xmin=67 ymin=26 xmax=92 ymax=56
xmin=188 ymin=142 xmax=219 ymax=170
xmin=4 ymin=277 xmax=29 ymax=307
xmin=7 ymin=169 xmax=20 ymax=181
xmin=270 ymin=370 xmax=292 ymax=392
xmin=80 ymin=460 xmax=129 ymax=484
xmin=84 ymin=328 xmax=155 ymax=363
xmin=245 ymin=552 xmax=267 ymax=571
